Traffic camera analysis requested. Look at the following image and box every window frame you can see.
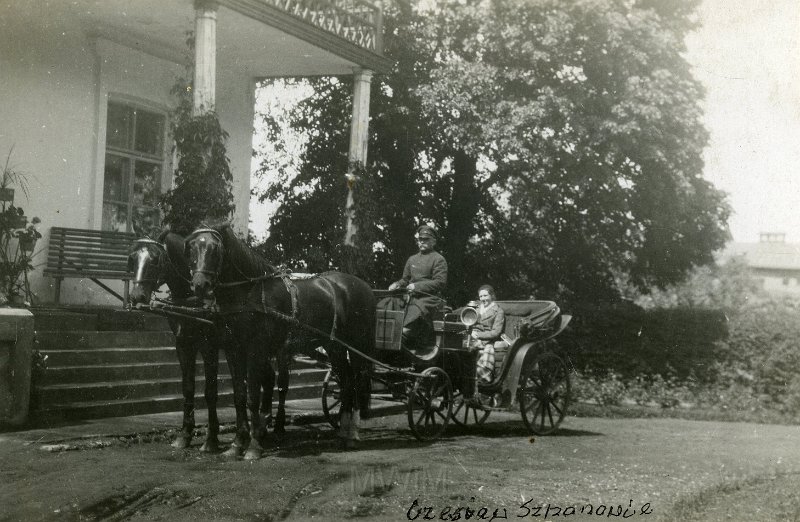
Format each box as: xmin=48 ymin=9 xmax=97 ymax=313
xmin=101 ymin=97 xmax=170 ymax=235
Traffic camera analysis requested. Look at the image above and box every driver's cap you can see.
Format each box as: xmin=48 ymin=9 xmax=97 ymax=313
xmin=416 ymin=225 xmax=437 ymax=240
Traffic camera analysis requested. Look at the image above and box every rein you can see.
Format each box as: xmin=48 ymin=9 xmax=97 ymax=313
xmin=241 ymin=293 xmax=426 ymax=378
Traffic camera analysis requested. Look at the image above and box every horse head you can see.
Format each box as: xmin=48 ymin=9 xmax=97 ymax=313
xmin=186 ymin=227 xmax=224 ymax=299
xmin=128 ymin=239 xmax=168 ymax=305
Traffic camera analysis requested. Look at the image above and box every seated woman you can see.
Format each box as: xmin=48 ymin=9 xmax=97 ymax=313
xmin=468 ymin=285 xmax=508 ymax=383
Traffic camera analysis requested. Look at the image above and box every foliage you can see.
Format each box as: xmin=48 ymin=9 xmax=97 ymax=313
xmin=631 ymin=257 xmax=763 ymax=311
xmin=159 ymin=36 xmax=234 ymax=236
xmin=29 ymin=333 xmax=47 ymax=410
xmin=254 ymin=0 xmax=729 ymax=304
xmin=557 ymin=302 xmax=728 ymax=381
xmin=0 ymin=152 xmax=41 ymax=304
xmin=570 ymin=296 xmax=800 ymax=420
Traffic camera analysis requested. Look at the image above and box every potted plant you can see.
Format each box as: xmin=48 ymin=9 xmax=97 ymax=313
xmin=0 ymin=151 xmax=41 ymax=306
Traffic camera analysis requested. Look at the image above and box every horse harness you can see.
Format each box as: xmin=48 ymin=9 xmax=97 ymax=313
xmin=261 ymin=271 xmax=339 ymax=341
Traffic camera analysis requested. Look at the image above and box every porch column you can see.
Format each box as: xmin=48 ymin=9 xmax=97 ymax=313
xmin=193 ymin=0 xmax=218 ymax=115
xmin=344 ymin=68 xmax=373 ymax=246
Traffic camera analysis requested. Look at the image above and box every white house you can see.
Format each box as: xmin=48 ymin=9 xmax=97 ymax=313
xmin=0 ymin=0 xmax=390 ymax=305
xmin=724 ymin=233 xmax=800 ymax=295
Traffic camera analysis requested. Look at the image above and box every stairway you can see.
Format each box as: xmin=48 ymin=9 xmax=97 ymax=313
xmin=30 ymin=306 xmax=327 ymax=422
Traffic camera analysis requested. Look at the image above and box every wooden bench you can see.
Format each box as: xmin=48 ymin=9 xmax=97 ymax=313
xmin=43 ymin=227 xmax=136 ymax=305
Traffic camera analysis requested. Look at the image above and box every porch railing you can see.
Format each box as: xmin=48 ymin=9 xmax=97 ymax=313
xmin=264 ymin=0 xmax=383 ymax=53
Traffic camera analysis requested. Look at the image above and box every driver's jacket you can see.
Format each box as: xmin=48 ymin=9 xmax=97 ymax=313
xmin=392 ymin=250 xmax=448 ymax=325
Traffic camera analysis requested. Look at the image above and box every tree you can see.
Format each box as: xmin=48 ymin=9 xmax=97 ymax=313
xmin=160 ymin=41 xmax=234 ymax=236
xmin=254 ymin=0 xmax=729 ymax=304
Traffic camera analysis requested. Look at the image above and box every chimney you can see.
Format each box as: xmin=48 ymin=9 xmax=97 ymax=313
xmin=759 ymin=232 xmax=786 ymax=243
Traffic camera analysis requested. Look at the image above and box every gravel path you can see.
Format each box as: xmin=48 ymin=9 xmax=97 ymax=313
xmin=2 ymin=412 xmax=798 ymax=521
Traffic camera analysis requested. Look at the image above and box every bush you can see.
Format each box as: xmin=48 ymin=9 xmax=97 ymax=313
xmin=567 ymin=297 xmax=800 ymax=421
xmin=557 ymin=301 xmax=728 ymax=382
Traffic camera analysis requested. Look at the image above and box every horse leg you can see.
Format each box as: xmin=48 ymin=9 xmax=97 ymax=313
xmin=349 ymin=364 xmax=372 ymax=445
xmin=244 ymin=342 xmax=267 ymax=460
xmin=222 ymin=330 xmax=249 ymax=458
xmin=260 ymin=361 xmax=275 ymax=430
xmin=199 ymin=340 xmax=220 ymax=453
xmin=274 ymin=351 xmax=290 ymax=437
xmin=172 ymin=335 xmax=196 ymax=449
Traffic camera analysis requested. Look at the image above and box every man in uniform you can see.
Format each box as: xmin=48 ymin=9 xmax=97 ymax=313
xmin=388 ymin=225 xmax=448 ymax=349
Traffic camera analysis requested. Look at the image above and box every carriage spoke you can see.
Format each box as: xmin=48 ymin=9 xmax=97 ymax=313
xmin=546 ymin=402 xmax=555 ymax=427
xmin=408 ymin=367 xmax=452 ymax=440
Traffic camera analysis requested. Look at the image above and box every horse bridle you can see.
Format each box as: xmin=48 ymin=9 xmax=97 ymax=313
xmin=185 ymin=228 xmax=224 ymax=279
xmin=130 ymin=239 xmax=168 ymax=286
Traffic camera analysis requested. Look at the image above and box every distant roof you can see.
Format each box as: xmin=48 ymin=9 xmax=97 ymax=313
xmin=724 ymin=241 xmax=800 ymax=270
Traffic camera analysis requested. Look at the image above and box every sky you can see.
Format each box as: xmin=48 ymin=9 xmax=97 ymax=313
xmin=250 ymin=0 xmax=800 ymax=244
xmin=685 ymin=0 xmax=800 ymax=243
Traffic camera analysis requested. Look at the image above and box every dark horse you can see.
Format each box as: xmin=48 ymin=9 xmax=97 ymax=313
xmin=128 ymin=232 xmax=252 ymax=455
xmin=185 ymin=223 xmax=375 ymax=458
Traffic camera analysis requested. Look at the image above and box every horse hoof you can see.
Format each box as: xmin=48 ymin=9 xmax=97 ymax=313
xmin=244 ymin=448 xmax=262 ymax=460
xmin=171 ymin=436 xmax=191 ymax=449
xmin=223 ymin=444 xmax=243 ymax=458
xmin=200 ymin=440 xmax=220 ymax=453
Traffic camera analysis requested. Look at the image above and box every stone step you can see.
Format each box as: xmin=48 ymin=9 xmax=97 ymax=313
xmin=37 ymin=376 xmax=235 ymax=404
xmin=41 ymin=347 xmax=327 ymax=369
xmin=32 ymin=310 xmax=99 ymax=331
xmin=33 ymin=382 xmax=323 ymax=422
xmin=36 ymin=367 xmax=327 ymax=404
xmin=41 ymin=347 xmax=177 ymax=366
xmin=36 ymin=330 xmax=176 ymax=350
xmin=42 ymin=362 xmax=325 ymax=386
xmin=31 ymin=307 xmax=172 ymax=332
xmin=41 ymin=361 xmax=230 ymax=385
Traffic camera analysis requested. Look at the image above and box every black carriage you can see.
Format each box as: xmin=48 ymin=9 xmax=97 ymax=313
xmin=322 ymin=291 xmax=573 ymax=440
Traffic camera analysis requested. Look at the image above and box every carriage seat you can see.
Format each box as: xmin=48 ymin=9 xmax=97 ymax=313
xmin=491 ymin=301 xmax=559 ymax=374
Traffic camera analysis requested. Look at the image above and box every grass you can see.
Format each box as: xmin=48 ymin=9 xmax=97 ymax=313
xmin=569 ymin=401 xmax=800 ymax=426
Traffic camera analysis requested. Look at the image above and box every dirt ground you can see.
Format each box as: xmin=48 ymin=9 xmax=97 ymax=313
xmin=2 ymin=412 xmax=799 ymax=521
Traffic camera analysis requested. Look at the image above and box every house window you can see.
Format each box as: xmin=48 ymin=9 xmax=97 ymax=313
xmin=102 ymin=101 xmax=165 ymax=235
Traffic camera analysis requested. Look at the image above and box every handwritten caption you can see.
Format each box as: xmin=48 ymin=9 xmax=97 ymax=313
xmin=406 ymin=498 xmax=654 ymax=520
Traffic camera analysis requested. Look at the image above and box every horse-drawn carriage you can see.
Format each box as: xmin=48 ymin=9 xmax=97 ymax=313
xmin=128 ymin=224 xmax=573 ymax=457
xmin=321 ymin=292 xmax=572 ymax=440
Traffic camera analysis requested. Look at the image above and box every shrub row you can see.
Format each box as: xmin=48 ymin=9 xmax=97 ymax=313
xmin=555 ymin=302 xmax=728 ymax=382
xmin=558 ymin=299 xmax=800 ymax=418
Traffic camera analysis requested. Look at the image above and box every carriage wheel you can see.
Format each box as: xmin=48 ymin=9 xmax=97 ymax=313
xmin=518 ymin=352 xmax=570 ymax=435
xmin=450 ymin=390 xmax=491 ymax=427
xmin=321 ymin=369 xmax=342 ymax=429
xmin=407 ymin=367 xmax=453 ymax=441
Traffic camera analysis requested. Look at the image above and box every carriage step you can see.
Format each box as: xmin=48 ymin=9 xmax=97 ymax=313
xmin=36 ymin=330 xmax=176 ymax=349
xmin=33 ymin=382 xmax=324 ymax=422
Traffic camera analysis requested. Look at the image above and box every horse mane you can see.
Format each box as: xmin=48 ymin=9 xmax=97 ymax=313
xmin=216 ymin=224 xmax=277 ymax=279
